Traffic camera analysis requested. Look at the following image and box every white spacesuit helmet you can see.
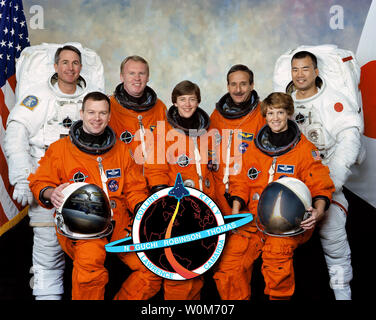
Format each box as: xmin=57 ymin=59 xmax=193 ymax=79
xmin=256 ymin=177 xmax=312 ymax=237
xmin=55 ymin=182 xmax=113 ymax=239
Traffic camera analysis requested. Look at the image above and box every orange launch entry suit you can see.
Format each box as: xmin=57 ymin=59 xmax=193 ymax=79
xmin=215 ymin=121 xmax=334 ymax=299
xmin=28 ymin=123 xmax=160 ymax=300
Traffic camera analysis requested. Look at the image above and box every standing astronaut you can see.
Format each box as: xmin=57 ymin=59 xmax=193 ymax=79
xmin=3 ymin=43 xmax=104 ymax=300
xmin=274 ymin=49 xmax=363 ymax=300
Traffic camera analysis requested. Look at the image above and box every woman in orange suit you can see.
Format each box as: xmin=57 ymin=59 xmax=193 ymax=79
xmin=144 ymin=80 xmax=215 ymax=299
xmin=216 ymin=92 xmax=335 ymax=300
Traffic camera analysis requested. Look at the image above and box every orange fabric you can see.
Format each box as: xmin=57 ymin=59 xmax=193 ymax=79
xmin=214 ymin=228 xmax=314 ymax=300
xmin=144 ymin=120 xmax=215 ymax=198
xmin=57 ymin=234 xmax=108 ymax=300
xmin=261 ymin=229 xmax=313 ymax=299
xmin=109 ymin=95 xmax=167 ymax=165
xmin=209 ymin=106 xmax=266 ymax=216
xmin=163 ymin=277 xmax=204 ymax=300
xmin=213 ymin=231 xmax=263 ymax=300
xmin=114 ymin=252 xmax=162 ymax=300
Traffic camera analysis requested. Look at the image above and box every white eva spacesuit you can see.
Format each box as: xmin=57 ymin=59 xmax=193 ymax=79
xmin=273 ymin=45 xmax=364 ymax=300
xmin=3 ymin=42 xmax=104 ymax=300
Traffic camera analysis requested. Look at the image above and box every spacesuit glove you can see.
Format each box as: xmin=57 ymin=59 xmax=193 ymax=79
xmin=13 ymin=182 xmax=34 ymax=206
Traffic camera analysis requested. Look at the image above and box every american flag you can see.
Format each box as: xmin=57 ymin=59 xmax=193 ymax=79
xmin=0 ymin=0 xmax=30 ymax=236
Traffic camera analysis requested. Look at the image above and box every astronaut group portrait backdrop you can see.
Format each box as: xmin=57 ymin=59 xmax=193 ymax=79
xmin=20 ymin=0 xmax=376 ymax=208
xmin=1 ymin=0 xmax=376 ymax=304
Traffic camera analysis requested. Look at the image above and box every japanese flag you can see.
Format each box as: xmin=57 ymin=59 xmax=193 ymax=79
xmin=346 ymin=0 xmax=376 ymax=208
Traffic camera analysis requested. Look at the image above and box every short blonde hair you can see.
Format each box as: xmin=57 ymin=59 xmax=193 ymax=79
xmin=120 ymin=55 xmax=149 ymax=75
xmin=260 ymin=92 xmax=294 ymax=117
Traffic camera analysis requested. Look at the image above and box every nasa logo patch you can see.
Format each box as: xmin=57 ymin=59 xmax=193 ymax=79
xmin=21 ymin=95 xmax=39 ymax=109
xmin=108 ymin=179 xmax=119 ymax=192
xmin=334 ymin=102 xmax=344 ymax=112
xmin=238 ymin=142 xmax=249 ymax=154
xmin=207 ymin=159 xmax=219 ymax=172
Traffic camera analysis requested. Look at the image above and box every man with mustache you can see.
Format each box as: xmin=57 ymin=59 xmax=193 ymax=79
xmin=209 ymin=65 xmax=266 ymax=299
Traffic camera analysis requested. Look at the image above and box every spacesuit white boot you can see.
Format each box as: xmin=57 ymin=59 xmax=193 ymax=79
xmin=319 ymin=191 xmax=352 ymax=300
xmin=29 ymin=203 xmax=65 ymax=300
